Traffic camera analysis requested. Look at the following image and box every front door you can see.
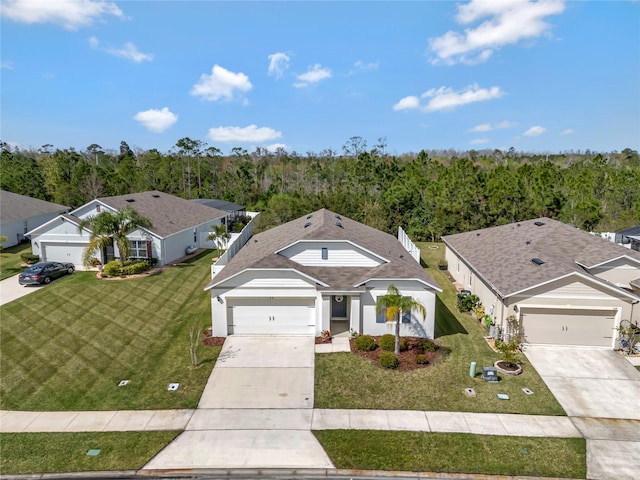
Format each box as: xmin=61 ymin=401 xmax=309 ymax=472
xmin=330 ymin=295 xmax=349 ymax=334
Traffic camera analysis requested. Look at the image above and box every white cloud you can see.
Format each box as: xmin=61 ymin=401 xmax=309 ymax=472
xmin=268 ymin=52 xmax=290 ymax=79
xmin=133 ymin=107 xmax=177 ymax=133
xmin=469 ymin=123 xmax=492 ymax=132
xmin=394 ymin=85 xmax=503 ymax=113
xmin=191 ymin=65 xmax=252 ymax=101
xmin=1 ymin=61 xmax=14 ymax=69
xmin=393 ymin=96 xmax=421 ymax=111
xmin=422 ymin=84 xmax=504 ymax=112
xmin=428 ymin=0 xmax=565 ymax=65
xmin=524 ymin=125 xmax=546 ymax=136
xmin=207 ymin=125 xmax=282 ymax=143
xmin=0 ymin=0 xmax=124 ymax=30
xmin=469 ymin=120 xmax=513 ymax=132
xmin=561 ymin=128 xmax=575 ymax=135
xmin=349 ymin=60 xmax=380 ymax=75
xmin=293 ymin=64 xmax=332 ymax=88
xmin=470 ymin=138 xmax=490 ymax=144
xmin=89 ymin=37 xmax=153 ymax=63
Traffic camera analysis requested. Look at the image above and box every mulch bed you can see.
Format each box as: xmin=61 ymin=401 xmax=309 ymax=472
xmin=349 ymin=336 xmax=441 ymax=372
xmin=315 ymin=336 xmax=332 ymax=344
xmin=202 ymin=329 xmax=226 ymax=347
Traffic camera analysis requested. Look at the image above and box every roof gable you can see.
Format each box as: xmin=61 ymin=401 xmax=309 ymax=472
xmin=206 ymin=208 xmax=440 ymax=291
xmin=443 ymin=217 xmax=640 ymax=299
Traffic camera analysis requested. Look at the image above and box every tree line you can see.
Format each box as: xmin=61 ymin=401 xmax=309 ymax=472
xmin=1 ymin=138 xmax=639 ymax=239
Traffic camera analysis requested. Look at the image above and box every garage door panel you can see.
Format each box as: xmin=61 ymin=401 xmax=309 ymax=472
xmin=522 ymin=308 xmax=616 ymax=348
xmin=42 ymin=243 xmax=86 ymax=267
xmin=228 ymin=298 xmax=316 ymax=335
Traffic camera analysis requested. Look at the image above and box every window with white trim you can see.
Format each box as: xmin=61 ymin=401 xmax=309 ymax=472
xmin=376 ymin=296 xmax=412 ymax=324
xmin=130 ymin=240 xmax=149 ymax=259
xmin=468 ymin=271 xmax=473 ymax=287
xmin=321 ymin=247 xmax=328 ymax=260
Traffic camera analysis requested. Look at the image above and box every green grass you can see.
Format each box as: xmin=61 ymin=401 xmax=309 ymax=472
xmin=0 ymin=243 xmax=31 ymax=280
xmin=0 ymin=431 xmax=179 ymax=474
xmin=0 ymin=250 xmax=221 ymax=411
xmin=314 ymin=430 xmax=586 ymax=478
xmin=314 ymin=242 xmax=565 ymax=415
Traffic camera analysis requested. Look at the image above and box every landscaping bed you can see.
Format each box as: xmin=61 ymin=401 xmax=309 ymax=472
xmin=350 ymin=336 xmax=442 ymax=371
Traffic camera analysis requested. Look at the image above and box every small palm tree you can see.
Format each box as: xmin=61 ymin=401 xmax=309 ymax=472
xmin=376 ymin=284 xmax=427 ymax=355
xmin=79 ymin=206 xmax=153 ymax=267
xmin=207 ymin=224 xmax=230 ymax=253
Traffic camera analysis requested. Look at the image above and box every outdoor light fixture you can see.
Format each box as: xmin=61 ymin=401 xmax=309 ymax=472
xmin=217 ymin=296 xmax=223 ymax=304
xmin=513 ymin=305 xmax=519 ymax=313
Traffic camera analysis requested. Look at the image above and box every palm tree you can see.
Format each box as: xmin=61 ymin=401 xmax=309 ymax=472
xmin=376 ymin=284 xmax=427 ymax=355
xmin=78 ymin=206 xmax=153 ymax=267
xmin=207 ymin=224 xmax=230 ymax=253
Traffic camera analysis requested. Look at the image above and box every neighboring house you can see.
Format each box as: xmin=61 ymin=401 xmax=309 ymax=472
xmin=205 ymin=209 xmax=441 ymax=337
xmin=191 ymin=199 xmax=246 ymax=226
xmin=443 ymin=218 xmax=640 ymax=349
xmin=0 ymin=190 xmax=68 ymax=248
xmin=27 ymin=191 xmax=227 ymax=267
xmin=615 ymin=225 xmax=640 ymax=252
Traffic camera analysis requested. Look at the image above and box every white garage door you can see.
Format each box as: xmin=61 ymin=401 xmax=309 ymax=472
xmin=521 ymin=308 xmax=616 ymax=348
xmin=41 ymin=243 xmax=86 ymax=267
xmin=228 ymin=298 xmax=316 ymax=335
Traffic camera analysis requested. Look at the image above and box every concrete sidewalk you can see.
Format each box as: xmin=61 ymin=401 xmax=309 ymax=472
xmin=1 ymin=407 xmax=584 ymax=438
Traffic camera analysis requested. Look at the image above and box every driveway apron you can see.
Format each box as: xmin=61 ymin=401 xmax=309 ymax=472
xmin=143 ymin=336 xmax=333 ymax=470
xmin=525 ymin=345 xmax=640 ymax=480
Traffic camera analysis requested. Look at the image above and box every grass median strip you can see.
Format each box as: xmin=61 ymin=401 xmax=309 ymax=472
xmin=0 ymin=250 xmax=219 ymax=411
xmin=315 ymin=242 xmax=564 ymax=415
xmin=0 ymin=431 xmax=179 ymax=474
xmin=314 ymin=430 xmax=586 ymax=478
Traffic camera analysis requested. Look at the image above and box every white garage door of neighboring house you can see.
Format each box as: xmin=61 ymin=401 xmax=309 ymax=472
xmin=227 ymin=298 xmax=316 ymax=335
xmin=41 ymin=243 xmax=86 ymax=267
xmin=521 ymin=307 xmax=617 ymax=348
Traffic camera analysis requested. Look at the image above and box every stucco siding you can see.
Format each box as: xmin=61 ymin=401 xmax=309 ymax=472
xmin=360 ymin=280 xmax=436 ymax=338
xmin=588 ymin=258 xmax=640 ymax=289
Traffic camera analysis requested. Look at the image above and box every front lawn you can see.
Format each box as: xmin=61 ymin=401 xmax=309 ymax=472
xmin=0 ymin=243 xmax=31 ymax=280
xmin=0 ymin=431 xmax=179 ymax=474
xmin=314 ymin=430 xmax=586 ymax=478
xmin=0 ymin=250 xmax=220 ymax=411
xmin=314 ymin=242 xmax=565 ymax=415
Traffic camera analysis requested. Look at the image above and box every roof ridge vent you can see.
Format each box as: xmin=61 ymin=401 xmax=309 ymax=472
xmin=531 ymin=258 xmax=545 ymax=265
xmin=534 ymin=221 xmax=545 ymax=226
xmin=152 ymin=194 xmax=160 ymax=198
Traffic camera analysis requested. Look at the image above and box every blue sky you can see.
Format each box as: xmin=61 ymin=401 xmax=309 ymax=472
xmin=1 ymin=0 xmax=639 ymax=156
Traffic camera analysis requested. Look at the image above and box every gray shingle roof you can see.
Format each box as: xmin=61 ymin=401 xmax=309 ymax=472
xmin=98 ymin=191 xmax=227 ymax=238
xmin=0 ymin=190 xmax=68 ymax=223
xmin=191 ymin=199 xmax=245 ymax=213
xmin=442 ymin=217 xmax=640 ymax=298
xmin=207 ymin=208 xmax=440 ymax=291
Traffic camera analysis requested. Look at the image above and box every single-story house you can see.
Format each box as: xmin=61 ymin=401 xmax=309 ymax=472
xmin=615 ymin=225 xmax=640 ymax=252
xmin=205 ymin=208 xmax=441 ymax=337
xmin=442 ymin=218 xmax=640 ymax=349
xmin=0 ymin=190 xmax=68 ymax=248
xmin=27 ymin=191 xmax=227 ymax=267
xmin=191 ymin=199 xmax=246 ymax=226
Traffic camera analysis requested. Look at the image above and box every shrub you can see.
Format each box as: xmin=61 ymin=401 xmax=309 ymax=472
xmin=419 ymin=339 xmax=437 ymax=352
xmin=20 ymin=253 xmax=39 ymax=264
xmin=379 ymin=352 xmax=399 ymax=369
xmin=122 ymin=261 xmax=148 ymax=275
xmin=379 ymin=334 xmax=395 ymax=352
xmin=399 ymin=337 xmax=409 ymax=352
xmin=146 ymin=257 xmax=158 ymax=267
xmin=102 ymin=260 xmax=121 ymax=277
xmin=495 ymin=338 xmax=520 ymax=365
xmin=416 ymin=354 xmax=429 ymax=365
xmin=354 ymin=334 xmax=377 ymax=352
xmin=457 ymin=293 xmax=479 ymax=312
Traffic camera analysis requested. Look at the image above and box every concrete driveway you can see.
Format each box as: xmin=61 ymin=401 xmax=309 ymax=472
xmin=0 ymin=275 xmax=45 ymax=306
xmin=525 ymin=345 xmax=640 ymax=479
xmin=144 ymin=335 xmax=333 ymax=471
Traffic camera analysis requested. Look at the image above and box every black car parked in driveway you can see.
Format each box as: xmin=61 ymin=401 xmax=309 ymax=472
xmin=18 ymin=262 xmax=75 ymax=286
